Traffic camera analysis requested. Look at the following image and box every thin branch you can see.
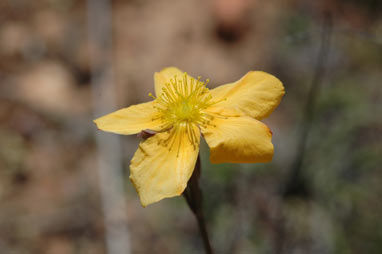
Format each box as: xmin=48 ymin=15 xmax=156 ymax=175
xmin=183 ymin=155 xmax=213 ymax=254
xmin=275 ymin=12 xmax=333 ymax=254
xmin=87 ymin=0 xmax=131 ymax=253
xmin=283 ymin=12 xmax=333 ymax=199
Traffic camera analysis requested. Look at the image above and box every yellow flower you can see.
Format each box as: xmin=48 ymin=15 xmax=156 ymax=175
xmin=94 ymin=67 xmax=284 ymax=206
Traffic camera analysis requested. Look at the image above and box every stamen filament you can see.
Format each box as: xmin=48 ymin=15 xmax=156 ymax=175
xmin=151 ymin=73 xmax=224 ymax=151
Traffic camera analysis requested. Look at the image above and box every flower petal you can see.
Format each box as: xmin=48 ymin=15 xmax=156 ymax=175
xmin=202 ymin=115 xmax=274 ymax=163
xmin=93 ymin=101 xmax=162 ymax=135
xmin=154 ymin=67 xmax=184 ymax=97
xmin=130 ymin=125 xmax=200 ymax=207
xmin=209 ymin=71 xmax=284 ymax=120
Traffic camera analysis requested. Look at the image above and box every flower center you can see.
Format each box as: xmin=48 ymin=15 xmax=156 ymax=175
xmin=150 ymin=73 xmax=218 ymax=153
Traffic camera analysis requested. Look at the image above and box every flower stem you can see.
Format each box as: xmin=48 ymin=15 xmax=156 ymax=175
xmin=183 ymin=155 xmax=213 ymax=254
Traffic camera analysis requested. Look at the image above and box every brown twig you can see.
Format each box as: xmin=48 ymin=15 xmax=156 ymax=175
xmin=183 ymin=155 xmax=213 ymax=254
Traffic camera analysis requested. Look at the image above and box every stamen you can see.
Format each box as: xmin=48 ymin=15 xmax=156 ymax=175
xmin=176 ymin=126 xmax=183 ymax=157
xmin=148 ymin=92 xmax=156 ymax=99
xmin=150 ymin=73 xmax=223 ymax=151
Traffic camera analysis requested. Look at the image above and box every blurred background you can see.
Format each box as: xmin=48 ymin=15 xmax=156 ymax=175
xmin=0 ymin=0 xmax=381 ymax=253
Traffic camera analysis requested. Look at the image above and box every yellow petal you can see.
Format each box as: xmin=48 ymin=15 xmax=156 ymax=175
xmin=202 ymin=115 xmax=274 ymax=163
xmin=93 ymin=101 xmax=162 ymax=135
xmin=130 ymin=125 xmax=200 ymax=207
xmin=154 ymin=67 xmax=184 ymax=97
xmin=209 ymin=71 xmax=285 ymax=120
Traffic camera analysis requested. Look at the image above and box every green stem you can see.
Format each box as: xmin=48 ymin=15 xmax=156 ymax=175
xmin=183 ymin=155 xmax=213 ymax=254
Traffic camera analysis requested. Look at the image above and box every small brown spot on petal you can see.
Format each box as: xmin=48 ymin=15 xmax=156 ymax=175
xmin=138 ymin=129 xmax=156 ymax=140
